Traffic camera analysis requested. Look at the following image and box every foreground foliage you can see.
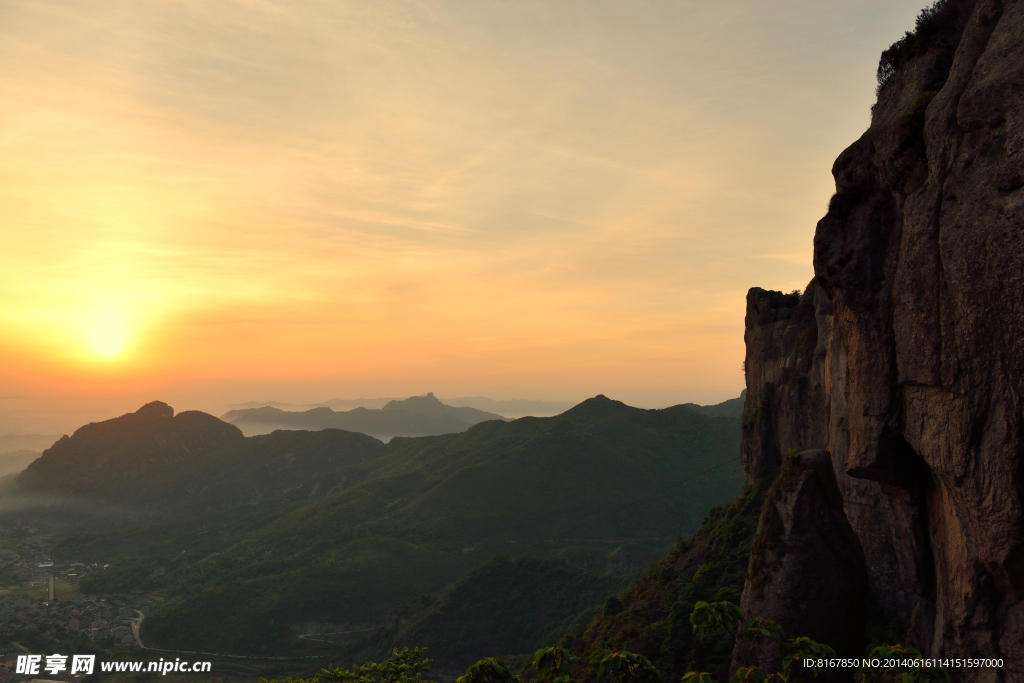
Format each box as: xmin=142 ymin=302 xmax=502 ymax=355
xmin=261 ymin=647 xmax=433 ymax=683
xmin=457 ymin=646 xmax=663 ymax=683
xmin=353 ymin=555 xmax=628 ymax=672
xmin=684 ymin=601 xmax=949 ymax=683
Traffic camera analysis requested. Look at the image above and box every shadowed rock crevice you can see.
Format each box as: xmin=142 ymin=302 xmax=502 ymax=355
xmin=733 ymin=450 xmax=867 ymax=679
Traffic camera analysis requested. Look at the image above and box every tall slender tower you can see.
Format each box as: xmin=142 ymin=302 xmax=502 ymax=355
xmin=48 ymin=575 xmax=54 ymax=601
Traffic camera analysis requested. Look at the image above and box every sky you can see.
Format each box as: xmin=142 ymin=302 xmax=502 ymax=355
xmin=0 ymin=0 xmax=928 ymax=432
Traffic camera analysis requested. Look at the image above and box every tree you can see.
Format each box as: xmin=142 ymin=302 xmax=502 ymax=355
xmin=689 ymin=600 xmax=835 ymax=683
xmin=261 ymin=648 xmax=433 ymax=683
xmin=534 ymin=646 xmax=575 ymax=683
xmin=322 ymin=648 xmax=433 ymax=683
xmin=597 ymin=652 xmax=661 ymax=683
xmin=687 ymin=602 xmax=948 ymax=683
xmin=458 ymin=658 xmax=520 ymax=683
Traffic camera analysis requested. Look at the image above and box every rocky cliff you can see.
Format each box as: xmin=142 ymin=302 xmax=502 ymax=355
xmin=737 ymin=0 xmax=1023 ymax=679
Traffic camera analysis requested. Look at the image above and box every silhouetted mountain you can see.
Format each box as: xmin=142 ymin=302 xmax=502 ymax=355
xmin=227 ymin=398 xmax=399 ymax=412
xmin=225 ymin=396 xmax=575 ymax=419
xmin=436 ymin=397 xmax=576 ymax=418
xmin=224 ymin=392 xmax=507 ymax=439
xmin=381 ymin=393 xmax=504 ymax=425
xmin=16 ymin=401 xmax=244 ymax=502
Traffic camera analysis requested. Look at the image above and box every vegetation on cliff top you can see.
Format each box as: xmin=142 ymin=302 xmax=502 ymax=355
xmin=876 ymin=0 xmax=976 ymax=94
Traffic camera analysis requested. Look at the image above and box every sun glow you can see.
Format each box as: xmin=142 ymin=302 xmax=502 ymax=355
xmin=89 ymin=315 xmax=128 ymax=358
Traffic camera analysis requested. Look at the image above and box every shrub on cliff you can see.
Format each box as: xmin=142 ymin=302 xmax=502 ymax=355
xmin=876 ymin=0 xmax=975 ymax=93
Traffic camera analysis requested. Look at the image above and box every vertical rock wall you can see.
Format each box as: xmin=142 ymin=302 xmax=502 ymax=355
xmin=737 ymin=0 xmax=1024 ymax=679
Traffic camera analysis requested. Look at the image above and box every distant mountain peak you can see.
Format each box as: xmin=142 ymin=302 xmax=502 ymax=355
xmin=382 ymin=393 xmax=446 ymax=414
xmin=136 ymin=401 xmax=174 ymax=418
xmin=575 ymin=394 xmax=622 ymax=408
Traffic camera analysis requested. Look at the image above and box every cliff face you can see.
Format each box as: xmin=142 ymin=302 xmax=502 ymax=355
xmin=738 ymin=0 xmax=1024 ymax=678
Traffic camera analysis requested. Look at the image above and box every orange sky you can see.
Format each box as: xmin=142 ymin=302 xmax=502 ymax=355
xmin=0 ymin=1 xmax=929 ymax=431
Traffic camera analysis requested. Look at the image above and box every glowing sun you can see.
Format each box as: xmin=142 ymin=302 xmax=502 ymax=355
xmin=89 ymin=317 xmax=127 ymax=358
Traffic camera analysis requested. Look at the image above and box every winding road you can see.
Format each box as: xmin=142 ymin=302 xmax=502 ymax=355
xmin=130 ymin=609 xmax=145 ymax=648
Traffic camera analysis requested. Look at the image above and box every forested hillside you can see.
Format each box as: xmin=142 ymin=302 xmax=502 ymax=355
xmin=18 ymin=396 xmax=743 ymax=655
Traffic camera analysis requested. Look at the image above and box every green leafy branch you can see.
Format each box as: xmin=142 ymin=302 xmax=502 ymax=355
xmin=261 ymin=647 xmax=434 ymax=683
xmin=597 ymin=651 xmax=661 ymax=683
xmin=534 ymin=646 xmax=576 ymax=683
xmin=688 ymin=601 xmax=835 ymax=683
xmin=458 ymin=657 xmax=521 ymax=683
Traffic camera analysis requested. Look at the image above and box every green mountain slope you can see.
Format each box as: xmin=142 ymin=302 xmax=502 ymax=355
xmin=144 ymin=536 xmax=466 ymax=653
xmin=549 ymin=481 xmax=767 ymax=683
xmin=133 ymin=397 xmax=740 ymax=653
xmin=139 ymin=427 xmax=386 ymax=512
xmin=389 ymin=555 xmax=628 ymax=672
xmin=30 ymin=395 xmax=742 ymax=656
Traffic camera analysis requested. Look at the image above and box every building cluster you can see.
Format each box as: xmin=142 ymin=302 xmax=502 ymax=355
xmin=0 ymin=596 xmax=140 ymax=650
xmin=0 ymin=532 xmax=148 ymax=682
xmin=0 ymin=541 xmax=109 ymax=590
xmin=30 ymin=561 xmax=106 ymax=587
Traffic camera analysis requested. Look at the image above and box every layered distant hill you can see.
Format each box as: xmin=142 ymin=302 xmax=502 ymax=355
xmin=0 ymin=450 xmax=41 ymax=479
xmin=0 ymin=432 xmax=58 ymax=479
xmin=226 ymin=396 xmax=576 ymax=419
xmin=223 ymin=393 xmax=508 ymax=439
xmin=0 ymin=433 xmax=59 ymax=452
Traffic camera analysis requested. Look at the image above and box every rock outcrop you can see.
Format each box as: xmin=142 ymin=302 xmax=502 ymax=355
xmin=737 ymin=0 xmax=1024 ymax=679
xmin=734 ymin=451 xmax=868 ymax=674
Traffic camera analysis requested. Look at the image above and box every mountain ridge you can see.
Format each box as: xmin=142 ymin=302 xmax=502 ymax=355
xmin=225 ymin=396 xmax=579 ymax=419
